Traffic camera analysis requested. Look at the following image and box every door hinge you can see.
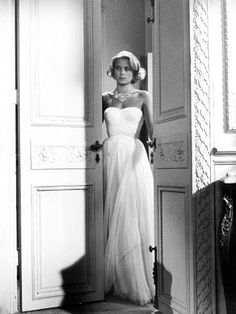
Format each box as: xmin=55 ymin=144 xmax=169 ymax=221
xmin=13 ymin=89 xmax=18 ymax=106
xmin=147 ymin=0 xmax=155 ymax=23
xmin=16 ymin=249 xmax=19 ymax=266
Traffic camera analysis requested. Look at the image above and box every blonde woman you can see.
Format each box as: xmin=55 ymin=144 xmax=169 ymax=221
xmin=103 ymin=51 xmax=154 ymax=305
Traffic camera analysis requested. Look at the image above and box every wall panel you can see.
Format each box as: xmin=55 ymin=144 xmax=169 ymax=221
xmin=32 ymin=185 xmax=95 ymax=299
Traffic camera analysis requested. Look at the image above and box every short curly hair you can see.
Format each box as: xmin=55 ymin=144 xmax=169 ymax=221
xmin=107 ymin=50 xmax=146 ymax=84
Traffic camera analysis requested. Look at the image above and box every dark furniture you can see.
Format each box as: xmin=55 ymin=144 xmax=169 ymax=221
xmin=216 ymin=181 xmax=236 ymax=313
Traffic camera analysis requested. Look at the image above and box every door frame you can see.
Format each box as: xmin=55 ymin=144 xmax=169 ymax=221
xmin=0 ymin=0 xmax=18 ymax=313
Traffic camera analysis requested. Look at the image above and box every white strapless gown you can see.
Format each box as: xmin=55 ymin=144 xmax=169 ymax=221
xmin=103 ymin=106 xmax=155 ymax=305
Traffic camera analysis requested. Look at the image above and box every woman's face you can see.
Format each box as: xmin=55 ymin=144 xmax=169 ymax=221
xmin=113 ymin=58 xmax=133 ymax=85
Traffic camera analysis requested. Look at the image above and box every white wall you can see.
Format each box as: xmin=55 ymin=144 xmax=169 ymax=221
xmin=209 ymin=0 xmax=236 ymax=182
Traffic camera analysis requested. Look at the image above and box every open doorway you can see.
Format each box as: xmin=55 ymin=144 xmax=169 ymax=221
xmin=101 ymin=0 xmax=153 ymax=143
xmin=100 ymin=0 xmax=157 ymax=309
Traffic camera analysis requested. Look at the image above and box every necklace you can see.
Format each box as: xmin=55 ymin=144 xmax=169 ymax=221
xmin=113 ymin=89 xmax=133 ymax=102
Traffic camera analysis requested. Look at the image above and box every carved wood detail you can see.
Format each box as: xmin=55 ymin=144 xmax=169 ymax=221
xmin=194 ymin=185 xmax=215 ymax=314
xmin=156 ymin=134 xmax=188 ymax=169
xmin=31 ymin=144 xmax=96 ymax=169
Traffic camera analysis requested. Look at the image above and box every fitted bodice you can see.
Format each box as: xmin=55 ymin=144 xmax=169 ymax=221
xmin=104 ymin=107 xmax=144 ymax=138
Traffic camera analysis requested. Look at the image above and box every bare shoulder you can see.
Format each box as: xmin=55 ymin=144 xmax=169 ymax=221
xmin=133 ymin=89 xmax=149 ymax=100
xmin=102 ymin=91 xmax=113 ymax=112
xmin=102 ymin=92 xmax=112 ymax=101
xmin=102 ymin=91 xmax=113 ymax=102
xmin=102 ymin=91 xmax=113 ymax=105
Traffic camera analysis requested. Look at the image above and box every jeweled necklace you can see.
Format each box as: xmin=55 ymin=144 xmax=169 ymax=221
xmin=113 ymin=88 xmax=133 ymax=102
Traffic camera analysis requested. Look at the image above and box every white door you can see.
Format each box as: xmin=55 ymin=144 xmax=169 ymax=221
xmin=18 ymin=0 xmax=103 ymax=311
xmin=152 ymin=1 xmax=194 ymax=313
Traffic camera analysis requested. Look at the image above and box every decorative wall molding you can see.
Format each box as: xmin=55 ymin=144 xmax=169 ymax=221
xmin=212 ymin=157 xmax=236 ymax=182
xmin=213 ymin=160 xmax=236 ymax=166
xmin=193 ymin=184 xmax=215 ymax=314
xmin=32 ymin=185 xmax=95 ymax=298
xmin=211 ymin=147 xmax=236 ymax=156
xmin=192 ymin=0 xmax=215 ymax=313
xmin=156 ymin=134 xmax=188 ymax=169
xmin=192 ymin=0 xmax=211 ymax=189
xmin=29 ymin=0 xmax=94 ymax=127
xmin=222 ymin=0 xmax=236 ymax=133
xmin=31 ymin=143 xmax=96 ymax=169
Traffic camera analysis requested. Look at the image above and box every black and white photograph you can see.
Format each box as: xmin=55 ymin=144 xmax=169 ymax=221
xmin=0 ymin=1 xmax=236 ymax=314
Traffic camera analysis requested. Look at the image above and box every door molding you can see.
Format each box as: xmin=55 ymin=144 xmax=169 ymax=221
xmin=157 ymin=185 xmax=190 ymax=313
xmin=27 ymin=0 xmax=96 ymax=127
xmin=154 ymin=0 xmax=189 ymax=124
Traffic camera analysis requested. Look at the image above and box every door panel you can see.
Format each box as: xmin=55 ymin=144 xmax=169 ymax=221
xmin=152 ymin=1 xmax=193 ymax=313
xmin=19 ymin=0 xmax=103 ymax=311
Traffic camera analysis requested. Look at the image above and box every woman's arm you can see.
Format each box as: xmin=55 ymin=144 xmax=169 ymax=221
xmin=142 ymin=91 xmax=153 ymax=140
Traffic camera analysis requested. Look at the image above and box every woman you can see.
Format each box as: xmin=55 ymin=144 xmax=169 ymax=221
xmin=103 ymin=51 xmax=154 ymax=305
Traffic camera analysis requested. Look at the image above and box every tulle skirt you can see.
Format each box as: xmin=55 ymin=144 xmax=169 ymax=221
xmin=103 ymin=134 xmax=155 ymax=305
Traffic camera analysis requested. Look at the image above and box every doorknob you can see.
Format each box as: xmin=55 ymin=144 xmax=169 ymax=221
xmin=90 ymin=140 xmax=103 ymax=164
xmin=90 ymin=140 xmax=103 ymax=152
xmin=146 ymin=138 xmax=156 ymax=150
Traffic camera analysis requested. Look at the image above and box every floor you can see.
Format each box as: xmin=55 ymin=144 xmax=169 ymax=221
xmin=19 ymin=296 xmax=157 ymax=314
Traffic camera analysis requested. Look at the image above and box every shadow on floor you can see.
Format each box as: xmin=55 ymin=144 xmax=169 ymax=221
xmin=61 ymin=296 xmax=155 ymax=314
xmin=59 ymin=257 xmax=173 ymax=314
xmin=59 ymin=256 xmax=155 ymax=313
